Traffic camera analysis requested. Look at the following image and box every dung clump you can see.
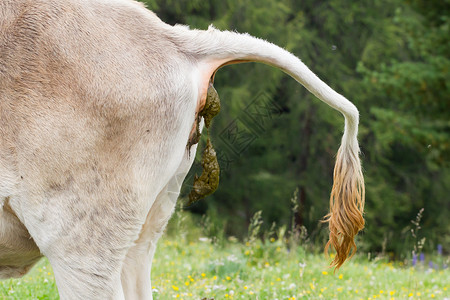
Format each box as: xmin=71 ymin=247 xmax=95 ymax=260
xmin=202 ymin=83 xmax=220 ymax=128
xmin=187 ymin=82 xmax=221 ymax=204
xmin=188 ymin=138 xmax=220 ymax=204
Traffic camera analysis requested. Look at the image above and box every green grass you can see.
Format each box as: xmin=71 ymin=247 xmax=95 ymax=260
xmin=1 ymin=234 xmax=449 ymax=299
xmin=0 ymin=259 xmax=58 ymax=299
xmin=0 ymin=211 xmax=448 ymax=299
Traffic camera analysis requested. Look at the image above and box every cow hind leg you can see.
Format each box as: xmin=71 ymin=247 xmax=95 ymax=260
xmin=23 ymin=183 xmax=150 ymax=300
xmin=0 ymin=200 xmax=42 ymax=279
xmin=121 ymin=149 xmax=197 ymax=300
xmin=41 ymin=206 xmax=136 ymax=299
xmin=120 ymin=185 xmax=177 ymax=300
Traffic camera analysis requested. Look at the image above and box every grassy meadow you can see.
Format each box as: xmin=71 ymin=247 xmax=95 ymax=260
xmin=1 ymin=211 xmax=449 ymax=300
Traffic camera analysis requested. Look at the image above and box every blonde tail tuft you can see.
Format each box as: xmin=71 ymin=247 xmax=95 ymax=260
xmin=324 ymin=141 xmax=365 ymax=270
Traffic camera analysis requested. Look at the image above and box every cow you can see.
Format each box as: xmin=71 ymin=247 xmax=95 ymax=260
xmin=0 ymin=0 xmax=365 ymax=298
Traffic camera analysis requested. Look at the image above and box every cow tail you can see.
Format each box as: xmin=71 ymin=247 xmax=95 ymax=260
xmin=171 ymin=25 xmax=365 ymax=268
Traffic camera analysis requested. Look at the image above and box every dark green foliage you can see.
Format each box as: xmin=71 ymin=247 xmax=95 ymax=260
xmin=139 ymin=0 xmax=449 ymax=256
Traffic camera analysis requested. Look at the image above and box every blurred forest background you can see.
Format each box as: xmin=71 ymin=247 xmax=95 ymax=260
xmin=140 ymin=0 xmax=449 ymax=258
